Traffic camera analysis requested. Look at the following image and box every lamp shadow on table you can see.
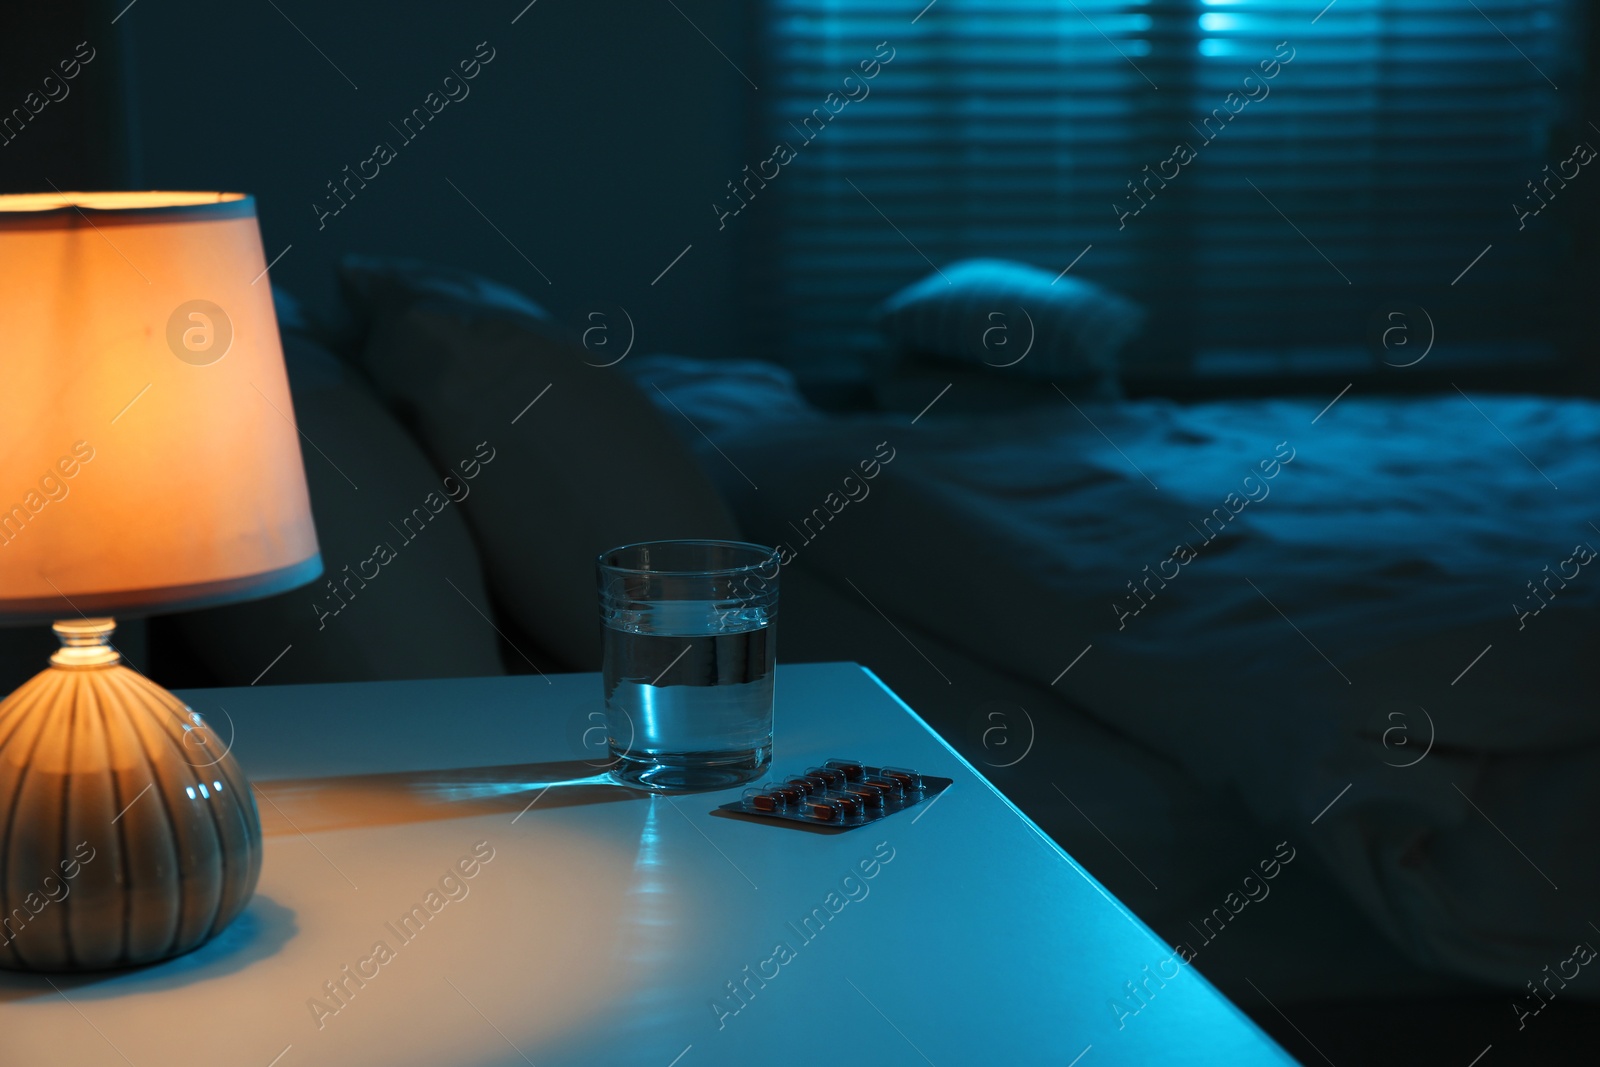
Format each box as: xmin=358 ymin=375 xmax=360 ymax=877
xmin=0 ymin=894 xmax=298 ymax=1003
xmin=253 ymin=758 xmax=647 ymax=836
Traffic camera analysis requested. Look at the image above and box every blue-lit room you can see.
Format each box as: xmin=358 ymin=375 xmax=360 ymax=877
xmin=0 ymin=1 xmax=1594 ymax=1064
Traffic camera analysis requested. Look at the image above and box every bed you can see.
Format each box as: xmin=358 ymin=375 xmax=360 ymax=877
xmin=628 ymin=354 xmax=1600 ymax=998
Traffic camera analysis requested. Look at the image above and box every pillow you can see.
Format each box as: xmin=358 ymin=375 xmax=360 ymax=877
xmin=338 ymin=256 xmax=741 ymax=670
xmin=168 ymin=296 xmax=509 ymax=685
xmin=340 ymin=255 xmax=558 ymax=330
xmin=875 ymin=258 xmax=1144 ymax=383
xmin=619 ymin=354 xmax=822 ymax=438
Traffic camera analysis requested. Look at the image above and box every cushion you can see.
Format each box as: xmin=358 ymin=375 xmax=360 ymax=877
xmin=340 ymin=255 xmax=558 ymax=330
xmin=338 ymin=256 xmax=741 ymax=670
xmin=168 ymin=289 xmax=508 ymax=685
xmin=875 ymin=258 xmax=1144 ymax=383
xmin=619 ymin=354 xmax=822 ymax=437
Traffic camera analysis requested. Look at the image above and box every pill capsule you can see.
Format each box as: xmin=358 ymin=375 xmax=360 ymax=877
xmin=799 ymin=796 xmax=844 ymax=822
xmin=820 ymin=790 xmax=864 ymax=817
xmin=741 ymin=788 xmax=782 ymax=813
xmin=860 ymin=775 xmax=904 ymax=802
xmin=836 ymin=784 xmax=886 ymax=813
xmin=766 ymin=782 xmax=805 ymax=806
xmin=848 ymin=778 xmax=891 ymax=799
xmin=824 ymin=758 xmax=866 ymax=782
xmin=870 ymin=766 xmax=924 ymax=793
xmin=805 ymin=766 xmax=848 ymax=789
xmin=785 ymin=776 xmax=824 ymax=796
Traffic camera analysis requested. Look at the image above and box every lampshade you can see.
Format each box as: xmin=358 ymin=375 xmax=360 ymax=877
xmin=0 ymin=191 xmax=320 ymax=620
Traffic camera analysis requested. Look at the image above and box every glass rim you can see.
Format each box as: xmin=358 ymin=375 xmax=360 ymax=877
xmin=596 ymin=539 xmax=781 ymax=578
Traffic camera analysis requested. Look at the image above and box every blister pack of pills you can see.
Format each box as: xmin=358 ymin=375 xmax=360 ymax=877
xmin=718 ymin=758 xmax=952 ymax=829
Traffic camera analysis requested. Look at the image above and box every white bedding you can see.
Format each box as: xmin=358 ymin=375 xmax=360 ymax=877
xmin=649 ymin=367 xmax=1600 ymax=989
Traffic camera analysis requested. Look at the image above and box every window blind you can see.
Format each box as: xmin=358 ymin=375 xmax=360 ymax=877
xmin=753 ymin=0 xmax=1583 ymax=381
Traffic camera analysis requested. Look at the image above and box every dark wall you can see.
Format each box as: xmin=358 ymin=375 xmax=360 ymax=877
xmin=51 ymin=0 xmax=755 ymax=361
xmin=0 ymin=6 xmax=134 ymax=191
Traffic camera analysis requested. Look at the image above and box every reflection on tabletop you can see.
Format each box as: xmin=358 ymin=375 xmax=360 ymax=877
xmin=253 ymin=760 xmax=642 ymax=835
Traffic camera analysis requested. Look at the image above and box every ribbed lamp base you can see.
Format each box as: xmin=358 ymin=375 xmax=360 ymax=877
xmin=0 ymin=619 xmax=262 ymax=971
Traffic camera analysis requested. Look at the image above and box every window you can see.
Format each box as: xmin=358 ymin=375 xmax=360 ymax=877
xmin=753 ymin=0 xmax=1584 ymax=383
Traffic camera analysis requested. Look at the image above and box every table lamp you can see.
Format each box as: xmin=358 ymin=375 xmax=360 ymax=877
xmin=0 ymin=192 xmax=321 ymax=972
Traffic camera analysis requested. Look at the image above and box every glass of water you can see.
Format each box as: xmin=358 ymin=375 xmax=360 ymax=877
xmin=597 ymin=540 xmax=779 ymax=790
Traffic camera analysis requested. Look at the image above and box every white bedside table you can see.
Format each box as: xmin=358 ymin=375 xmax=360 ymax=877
xmin=0 ymin=663 xmax=1294 ymax=1066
